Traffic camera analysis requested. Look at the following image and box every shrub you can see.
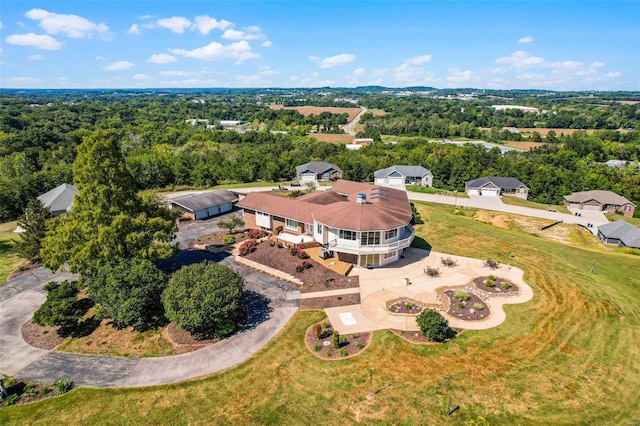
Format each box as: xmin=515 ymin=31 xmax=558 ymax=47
xmin=473 ymin=303 xmax=484 ymax=311
xmin=38 ymin=386 xmax=52 ymax=395
xmin=485 ymin=278 xmax=495 ymax=287
xmin=223 ymin=235 xmax=235 ymax=244
xmin=33 ymin=280 xmax=84 ymax=329
xmin=87 ymin=259 xmax=168 ymax=329
xmin=53 ymin=379 xmax=72 ymax=394
xmin=326 ymin=351 xmax=333 ymax=357
xmin=313 ymin=344 xmax=321 ymax=352
xmin=290 ymin=246 xmax=299 ymax=256
xmin=332 ymin=330 xmax=341 ymax=349
xmin=502 ymin=281 xmax=512 ymax=289
xmin=163 ymin=261 xmax=244 ymax=339
xmin=338 ymin=349 xmax=348 ymax=357
xmin=3 ymin=394 xmax=19 ymax=406
xmin=298 ymin=250 xmax=310 ymax=259
xmin=3 ymin=377 xmax=17 ymax=388
xmin=457 ymin=302 xmax=465 ymax=309
xmin=238 ymin=239 xmax=257 ymax=256
xmin=488 ymin=274 xmax=496 ymax=280
xmin=454 ymin=290 xmax=470 ymax=301
xmin=356 ymin=342 xmax=364 ymax=349
xmin=276 ymin=242 xmax=283 ymax=248
xmin=296 ymin=260 xmax=313 ymax=273
xmin=23 ymin=383 xmax=37 ymax=396
xmin=314 ymin=323 xmax=322 ymax=339
xmin=248 ymin=229 xmax=267 ymax=239
xmin=416 ymin=309 xmax=455 ymax=342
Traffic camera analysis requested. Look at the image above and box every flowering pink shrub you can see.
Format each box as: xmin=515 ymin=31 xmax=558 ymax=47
xmin=239 ymin=239 xmax=257 ymax=256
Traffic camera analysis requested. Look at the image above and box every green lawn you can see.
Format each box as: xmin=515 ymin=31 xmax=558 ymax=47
xmin=406 ymin=185 xmax=469 ymax=198
xmin=2 ymin=203 xmax=640 ymax=425
xmin=0 ymin=221 xmax=25 ymax=283
xmin=605 ymin=212 xmax=640 ymax=227
xmin=501 ymin=195 xmax=570 ymax=213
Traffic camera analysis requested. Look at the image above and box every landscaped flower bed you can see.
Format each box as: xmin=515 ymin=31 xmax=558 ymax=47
xmin=444 ymin=289 xmax=489 ymax=321
xmin=473 ymin=275 xmax=519 ymax=294
xmin=304 ymin=321 xmax=370 ymax=359
xmin=385 ymin=297 xmax=425 ymax=315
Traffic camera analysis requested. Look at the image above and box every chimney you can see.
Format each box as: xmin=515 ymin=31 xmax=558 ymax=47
xmin=356 ymin=193 xmax=367 ymax=205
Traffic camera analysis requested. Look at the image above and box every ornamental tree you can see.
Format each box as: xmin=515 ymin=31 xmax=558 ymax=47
xmin=162 ymin=261 xmax=244 ymax=339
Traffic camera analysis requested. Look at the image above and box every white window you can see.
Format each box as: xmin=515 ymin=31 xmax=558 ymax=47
xmin=383 ymin=251 xmax=397 ymax=259
xmin=286 ymin=219 xmax=298 ymax=231
xmin=339 ymin=230 xmax=356 ymax=240
xmin=384 ymin=229 xmax=398 ymax=240
xmin=361 ymin=231 xmax=380 ymax=245
xmin=317 ymin=222 xmax=323 ymax=234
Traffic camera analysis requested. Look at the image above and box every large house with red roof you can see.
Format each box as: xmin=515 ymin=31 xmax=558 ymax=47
xmin=237 ymin=180 xmax=415 ymax=268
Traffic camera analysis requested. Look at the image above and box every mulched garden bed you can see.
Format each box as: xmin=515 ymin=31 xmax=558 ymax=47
xmin=473 ymin=276 xmax=519 ymax=294
xmin=300 ymin=293 xmax=361 ymax=310
xmin=164 ymin=322 xmax=220 ymax=352
xmin=444 ymin=289 xmax=490 ymax=321
xmin=305 ymin=320 xmax=371 ymax=359
xmin=22 ymin=320 xmax=66 ymax=350
xmin=385 ymin=297 xmax=425 ymax=315
xmin=0 ymin=378 xmax=62 ymax=407
xmin=188 ymin=229 xmax=251 ymax=249
xmin=243 ymin=242 xmax=359 ymax=293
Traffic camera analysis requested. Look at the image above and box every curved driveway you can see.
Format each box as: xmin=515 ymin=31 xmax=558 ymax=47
xmin=0 ymin=255 xmax=300 ymax=388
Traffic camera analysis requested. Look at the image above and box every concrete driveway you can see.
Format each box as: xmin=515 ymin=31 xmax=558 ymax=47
xmin=173 ymin=209 xmax=243 ymax=249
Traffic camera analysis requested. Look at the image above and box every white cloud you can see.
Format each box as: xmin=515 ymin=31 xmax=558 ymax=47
xmin=148 ymin=53 xmax=177 ymax=64
xmin=261 ymin=40 xmax=272 ymax=47
xmin=133 ymin=73 xmax=152 ymax=81
xmin=25 ymin=8 xmax=109 ymax=39
xmin=128 ymin=24 xmax=141 ymax=35
xmin=495 ymin=50 xmax=545 ymax=68
xmin=308 ymin=55 xmax=319 ymax=61
xmin=311 ymin=53 xmax=356 ymax=69
xmin=169 ymin=40 xmax=260 ymax=63
xmin=549 ymin=60 xmax=583 ymax=70
xmin=221 ymin=29 xmax=262 ymax=40
xmin=318 ymin=80 xmax=336 ymax=86
xmin=405 ymin=54 xmax=432 ymax=65
xmin=104 ymin=60 xmax=135 ymax=70
xmin=5 ymin=33 xmax=62 ymax=50
xmin=160 ymin=70 xmax=197 ymax=76
xmin=372 ymin=68 xmax=389 ymax=77
xmin=192 ymin=15 xmax=232 ymax=34
xmin=591 ymin=61 xmax=606 ymax=68
xmin=606 ymin=71 xmax=621 ymax=77
xmin=517 ymin=73 xmax=546 ymax=81
xmin=27 ymin=54 xmax=43 ymax=60
xmin=258 ymin=66 xmax=277 ymax=75
xmin=3 ymin=76 xmax=41 ymax=86
xmin=157 ymin=16 xmax=191 ymax=34
xmin=446 ymin=68 xmax=474 ymax=85
xmin=95 ymin=55 xmax=106 ymax=61
xmin=353 ymin=68 xmax=365 ymax=76
xmin=518 ymin=36 xmax=534 ymax=44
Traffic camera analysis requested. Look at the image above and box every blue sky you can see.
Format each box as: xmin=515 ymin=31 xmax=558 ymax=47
xmin=1 ymin=1 xmax=638 ymax=90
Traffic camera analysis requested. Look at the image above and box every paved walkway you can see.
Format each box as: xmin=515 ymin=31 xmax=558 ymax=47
xmin=324 ymin=248 xmax=533 ymax=334
xmin=0 ymin=255 xmax=300 ymax=388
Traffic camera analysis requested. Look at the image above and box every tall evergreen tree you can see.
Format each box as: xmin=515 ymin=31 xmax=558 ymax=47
xmin=41 ymin=130 xmax=177 ymax=276
xmin=16 ymin=198 xmax=50 ymax=261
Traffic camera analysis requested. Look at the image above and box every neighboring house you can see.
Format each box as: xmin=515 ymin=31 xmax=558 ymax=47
xmin=374 ymin=165 xmax=433 ymax=187
xmin=295 ymin=161 xmax=343 ymax=183
xmin=597 ymin=220 xmax=640 ymax=249
xmin=237 ymin=180 xmax=415 ymax=268
xmin=603 ymin=159 xmax=628 ymax=168
xmin=563 ymin=190 xmax=636 ymax=217
xmin=169 ymin=190 xmax=238 ymax=220
xmin=37 ymin=183 xmax=78 ymax=216
xmin=465 ymin=176 xmax=529 ymax=199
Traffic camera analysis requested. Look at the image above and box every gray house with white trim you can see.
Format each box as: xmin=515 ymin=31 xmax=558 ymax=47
xmin=374 ymin=165 xmax=433 ymax=187
xmin=295 ymin=162 xmax=343 ymax=183
xmin=465 ymin=176 xmax=529 ymax=199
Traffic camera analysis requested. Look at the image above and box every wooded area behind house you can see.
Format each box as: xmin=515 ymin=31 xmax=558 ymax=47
xmin=1 ymin=87 xmax=639 ymax=222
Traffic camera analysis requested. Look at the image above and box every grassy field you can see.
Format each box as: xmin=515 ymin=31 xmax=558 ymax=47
xmin=2 ymin=203 xmax=640 ymax=424
xmin=605 ymin=212 xmax=640 ymax=227
xmin=0 ymin=221 xmax=25 ymax=283
xmin=501 ymin=195 xmax=570 ymax=213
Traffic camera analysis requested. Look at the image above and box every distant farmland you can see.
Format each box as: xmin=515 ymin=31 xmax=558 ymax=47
xmin=308 ymin=134 xmax=354 ymax=144
xmin=268 ymin=105 xmax=362 ymax=122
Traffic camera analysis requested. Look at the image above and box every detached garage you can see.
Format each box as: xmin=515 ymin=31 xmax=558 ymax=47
xmin=170 ymin=190 xmax=238 ymax=220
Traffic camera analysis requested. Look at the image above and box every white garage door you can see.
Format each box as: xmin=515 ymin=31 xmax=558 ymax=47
xmin=468 ymin=189 xmax=478 ymax=196
xmin=300 ymin=174 xmax=316 ymax=182
xmin=582 ymin=204 xmax=602 ymax=211
xmin=388 ymin=177 xmax=404 ymax=186
xmin=220 ymin=202 xmax=232 ymax=213
xmin=480 ymin=189 xmax=499 ymax=197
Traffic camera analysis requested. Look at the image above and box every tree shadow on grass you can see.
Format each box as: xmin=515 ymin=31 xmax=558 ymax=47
xmin=156 ymin=249 xmax=232 ymax=275
xmin=241 ymin=290 xmax=272 ymax=332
